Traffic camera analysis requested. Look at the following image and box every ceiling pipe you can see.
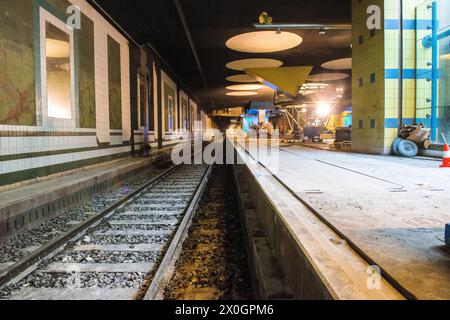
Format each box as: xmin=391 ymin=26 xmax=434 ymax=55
xmin=174 ymin=0 xmax=215 ymax=109
xmin=253 ymin=23 xmax=352 ymax=30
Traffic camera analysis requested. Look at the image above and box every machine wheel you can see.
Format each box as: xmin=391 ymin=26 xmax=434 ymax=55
xmin=396 ymin=139 xmax=419 ymax=158
xmin=392 ymin=138 xmax=404 ymax=156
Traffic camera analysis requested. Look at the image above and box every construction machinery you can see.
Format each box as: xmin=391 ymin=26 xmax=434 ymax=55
xmin=392 ymin=124 xmax=431 ymax=158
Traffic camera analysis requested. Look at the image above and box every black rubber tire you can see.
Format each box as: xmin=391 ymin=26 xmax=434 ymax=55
xmin=397 ymin=139 xmax=419 ymax=158
xmin=392 ymin=138 xmax=404 ymax=156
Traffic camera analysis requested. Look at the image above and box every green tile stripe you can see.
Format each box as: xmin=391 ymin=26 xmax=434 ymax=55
xmin=0 ymin=151 xmax=131 ymax=187
xmin=1 ymin=131 xmax=126 ymax=137
xmin=0 ymin=143 xmax=130 ymax=162
xmin=0 ymin=131 xmax=97 ymax=137
xmin=1 ymin=147 xmax=97 ymax=162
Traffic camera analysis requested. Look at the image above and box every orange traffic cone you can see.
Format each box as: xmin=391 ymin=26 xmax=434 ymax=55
xmin=440 ymin=142 xmax=450 ymax=168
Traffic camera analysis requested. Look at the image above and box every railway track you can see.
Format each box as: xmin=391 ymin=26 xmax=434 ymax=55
xmin=0 ymin=164 xmax=211 ymax=300
xmin=146 ymin=165 xmax=253 ymax=300
xmin=0 ymin=167 xmax=166 ymax=271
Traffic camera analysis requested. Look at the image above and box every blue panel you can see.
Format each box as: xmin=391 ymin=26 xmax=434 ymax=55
xmin=385 ymin=69 xmax=433 ymax=79
xmin=384 ymin=19 xmax=400 ymax=30
xmin=402 ymin=118 xmax=415 ymax=125
xmin=384 ymin=118 xmax=432 ymax=129
xmin=384 ymin=118 xmax=401 ymax=128
xmin=246 ymin=109 xmax=270 ymax=116
xmin=420 ymin=118 xmax=432 ymax=128
xmin=416 ymin=20 xmax=434 ymax=30
xmin=385 ymin=69 xmax=399 ymax=79
xmin=385 ymin=19 xmax=433 ymax=30
xmin=416 ymin=69 xmax=433 ymax=79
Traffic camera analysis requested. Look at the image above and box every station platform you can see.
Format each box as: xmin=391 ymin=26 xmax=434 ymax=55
xmin=0 ymin=147 xmax=173 ymax=243
xmin=235 ymin=142 xmax=450 ymax=300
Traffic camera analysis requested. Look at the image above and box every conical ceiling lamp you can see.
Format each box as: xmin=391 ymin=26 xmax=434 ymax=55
xmin=245 ymin=66 xmax=313 ymax=99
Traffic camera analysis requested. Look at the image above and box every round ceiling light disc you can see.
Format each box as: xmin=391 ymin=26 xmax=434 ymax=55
xmin=226 ymin=84 xmax=264 ymax=91
xmin=226 ymin=58 xmax=283 ymax=71
xmin=226 ymin=31 xmax=303 ymax=53
xmin=321 ymin=58 xmax=352 ymax=70
xmin=226 ymin=74 xmax=257 ymax=83
xmin=226 ymin=91 xmax=259 ymax=97
xmin=308 ymin=73 xmax=349 ymax=82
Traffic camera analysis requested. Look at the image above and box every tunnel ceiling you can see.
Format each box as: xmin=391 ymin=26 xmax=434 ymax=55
xmin=91 ymin=0 xmax=352 ymax=112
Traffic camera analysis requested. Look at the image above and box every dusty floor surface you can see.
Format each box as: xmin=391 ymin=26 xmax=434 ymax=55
xmin=250 ymin=144 xmax=450 ymax=300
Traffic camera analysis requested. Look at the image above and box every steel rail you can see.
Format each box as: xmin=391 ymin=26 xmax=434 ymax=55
xmin=0 ymin=164 xmax=180 ymax=288
xmin=143 ymin=164 xmax=213 ymax=300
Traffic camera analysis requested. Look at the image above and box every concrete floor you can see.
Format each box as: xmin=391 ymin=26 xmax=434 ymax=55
xmin=248 ymin=143 xmax=450 ymax=300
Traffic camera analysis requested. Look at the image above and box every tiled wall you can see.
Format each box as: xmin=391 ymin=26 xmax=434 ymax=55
xmin=132 ymin=54 xmax=200 ymax=152
xmin=179 ymin=90 xmax=189 ymax=131
xmin=0 ymin=0 xmax=36 ymax=126
xmin=78 ymin=13 xmax=96 ymax=129
xmin=190 ymin=100 xmax=199 ymax=132
xmin=437 ymin=1 xmax=450 ymax=143
xmin=415 ymin=1 xmax=433 ymax=128
xmin=352 ymin=0 xmax=443 ymax=154
xmin=384 ymin=0 xmax=402 ymax=152
xmin=160 ymin=69 xmax=198 ymax=146
xmin=416 ymin=0 xmax=450 ymax=143
xmin=0 ymin=0 xmax=209 ymax=187
xmin=0 ymin=0 xmax=131 ymax=187
xmin=384 ymin=0 xmax=433 ymax=149
xmin=161 ymin=69 xmax=179 ymax=144
xmin=352 ymin=0 xmax=387 ymax=154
